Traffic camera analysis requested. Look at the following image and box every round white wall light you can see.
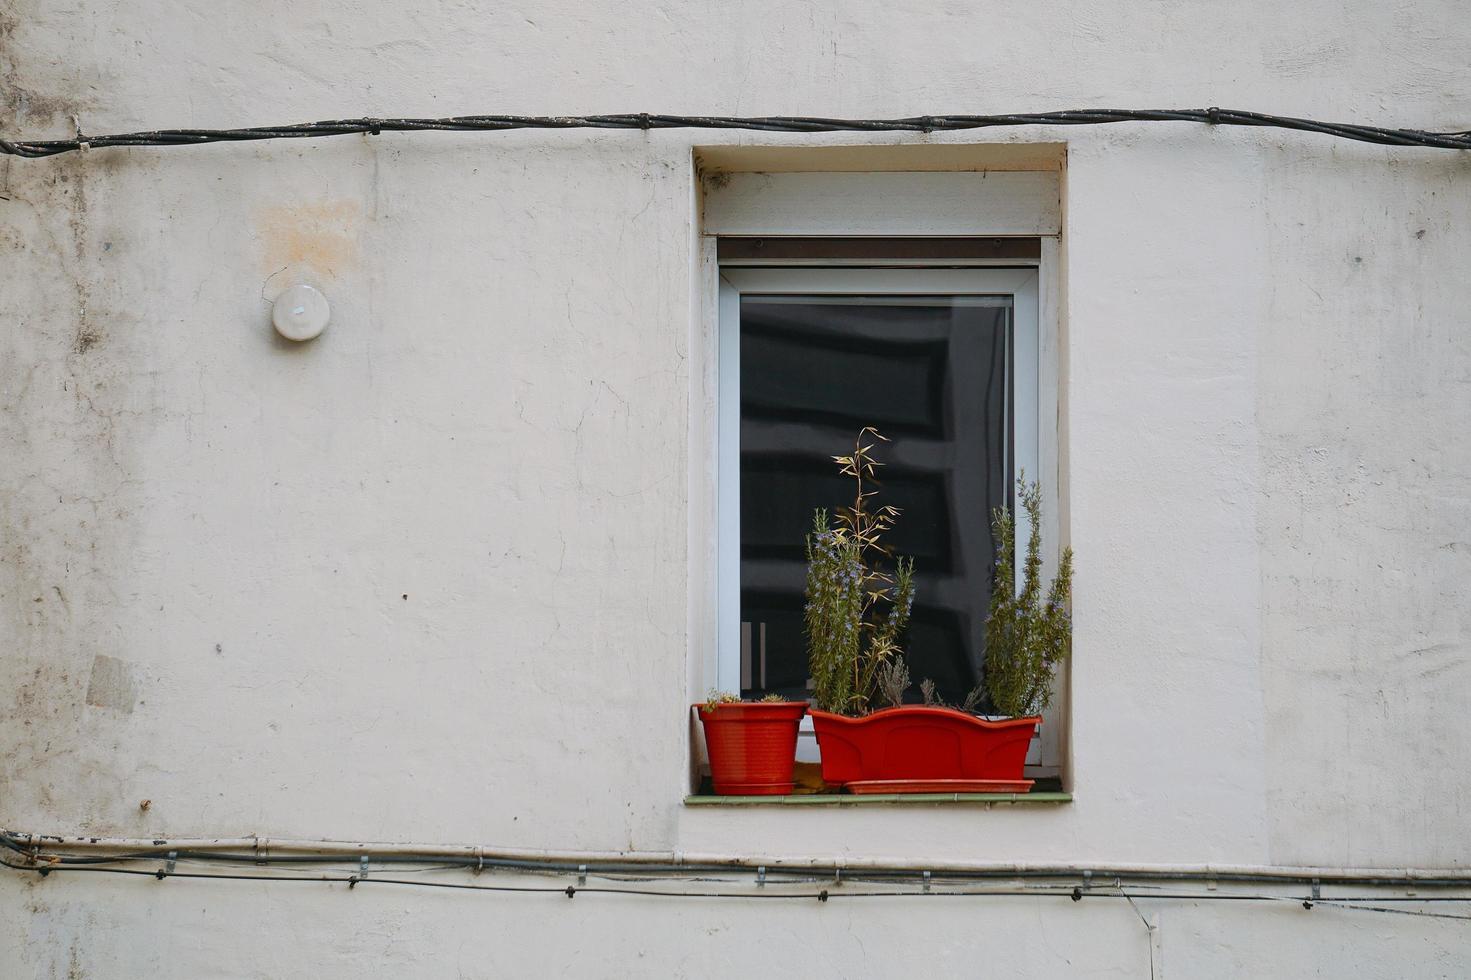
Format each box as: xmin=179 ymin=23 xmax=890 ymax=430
xmin=272 ymin=284 xmax=331 ymax=342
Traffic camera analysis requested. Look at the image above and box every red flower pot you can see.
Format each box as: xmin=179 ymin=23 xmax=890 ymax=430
xmin=810 ymin=707 xmax=1039 ymax=788
xmin=697 ymin=701 xmax=808 ymax=795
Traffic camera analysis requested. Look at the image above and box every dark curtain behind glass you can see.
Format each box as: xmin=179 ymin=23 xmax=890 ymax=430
xmin=739 ymin=294 xmax=1011 ymax=705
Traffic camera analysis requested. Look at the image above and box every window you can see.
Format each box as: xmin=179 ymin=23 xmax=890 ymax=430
xmin=716 ymin=258 xmax=1043 ymax=706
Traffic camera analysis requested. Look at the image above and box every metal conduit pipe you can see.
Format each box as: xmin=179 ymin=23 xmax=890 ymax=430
xmin=6 ymin=831 xmax=1471 ymax=888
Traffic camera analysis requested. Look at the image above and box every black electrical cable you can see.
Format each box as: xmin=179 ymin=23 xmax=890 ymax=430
xmin=8 ymin=831 xmax=1471 ymax=891
xmin=2 ymin=108 xmax=1469 ymax=159
xmin=9 ymin=861 xmax=1471 ymax=923
xmin=8 ymin=841 xmax=1471 ymax=922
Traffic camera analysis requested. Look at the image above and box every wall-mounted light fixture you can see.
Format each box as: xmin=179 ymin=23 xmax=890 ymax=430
xmin=272 ymin=284 xmax=330 ymax=342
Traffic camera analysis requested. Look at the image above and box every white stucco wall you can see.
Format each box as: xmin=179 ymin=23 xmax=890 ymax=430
xmin=3 ymin=0 xmax=1470 ymax=975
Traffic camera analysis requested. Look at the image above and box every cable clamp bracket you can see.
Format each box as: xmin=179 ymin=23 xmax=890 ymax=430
xmin=756 ymin=865 xmax=766 ymax=888
xmin=157 ymin=851 xmax=176 ymax=880
xmin=474 ymin=846 xmax=484 ymax=875
xmin=360 ymin=855 xmax=370 ymax=879
xmin=922 ymin=870 xmax=932 ymax=894
xmin=577 ymin=864 xmax=588 ymax=888
xmin=1304 ymin=877 xmax=1320 ymax=910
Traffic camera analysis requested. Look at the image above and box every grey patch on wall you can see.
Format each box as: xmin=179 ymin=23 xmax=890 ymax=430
xmin=85 ymin=654 xmax=136 ymax=713
xmin=0 ymin=0 xmax=86 ymax=127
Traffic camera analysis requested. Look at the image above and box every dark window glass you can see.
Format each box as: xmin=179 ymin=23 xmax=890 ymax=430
xmin=738 ymin=295 xmax=1011 ymax=704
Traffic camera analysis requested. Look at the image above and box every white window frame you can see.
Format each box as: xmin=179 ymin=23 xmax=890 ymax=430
xmin=715 ymin=265 xmax=1045 ymax=696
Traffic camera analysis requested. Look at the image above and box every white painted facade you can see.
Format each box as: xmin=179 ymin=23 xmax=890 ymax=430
xmin=3 ymin=0 xmax=1470 ymax=975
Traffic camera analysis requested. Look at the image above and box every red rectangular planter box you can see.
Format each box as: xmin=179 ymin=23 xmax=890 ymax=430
xmin=810 ymin=706 xmax=1039 ymax=787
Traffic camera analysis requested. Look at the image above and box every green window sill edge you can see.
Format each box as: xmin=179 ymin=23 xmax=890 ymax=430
xmin=685 ymin=791 xmax=1072 ymax=806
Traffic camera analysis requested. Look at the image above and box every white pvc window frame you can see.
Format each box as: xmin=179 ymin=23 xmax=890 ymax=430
xmin=715 ymin=266 xmax=1043 ymax=695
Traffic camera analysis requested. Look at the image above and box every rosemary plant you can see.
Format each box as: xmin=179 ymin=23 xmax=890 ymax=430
xmin=984 ymin=475 xmax=1074 ymax=718
xmin=804 ymin=429 xmax=916 ymax=716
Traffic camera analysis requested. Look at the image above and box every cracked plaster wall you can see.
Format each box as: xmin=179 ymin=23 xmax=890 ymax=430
xmin=2 ymin=0 xmax=1470 ymax=975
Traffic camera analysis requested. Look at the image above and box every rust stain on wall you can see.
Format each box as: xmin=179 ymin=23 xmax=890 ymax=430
xmin=257 ymin=200 xmax=361 ymax=279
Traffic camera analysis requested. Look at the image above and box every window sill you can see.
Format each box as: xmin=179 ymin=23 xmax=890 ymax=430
xmin=684 ymin=792 xmax=1071 ymax=806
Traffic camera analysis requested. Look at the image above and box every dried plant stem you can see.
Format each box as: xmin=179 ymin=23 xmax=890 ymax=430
xmin=805 ymin=429 xmax=916 ymax=716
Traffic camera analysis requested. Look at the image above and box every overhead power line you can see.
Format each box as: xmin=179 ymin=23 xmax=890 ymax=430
xmin=2 ymin=108 xmax=1469 ymax=159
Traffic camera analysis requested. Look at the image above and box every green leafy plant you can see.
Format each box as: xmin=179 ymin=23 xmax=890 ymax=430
xmin=910 ymin=675 xmax=984 ymax=713
xmin=984 ymin=475 xmax=1074 ymax=718
xmin=875 ymin=658 xmax=910 ymax=709
xmin=804 ymin=428 xmax=916 ymax=716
